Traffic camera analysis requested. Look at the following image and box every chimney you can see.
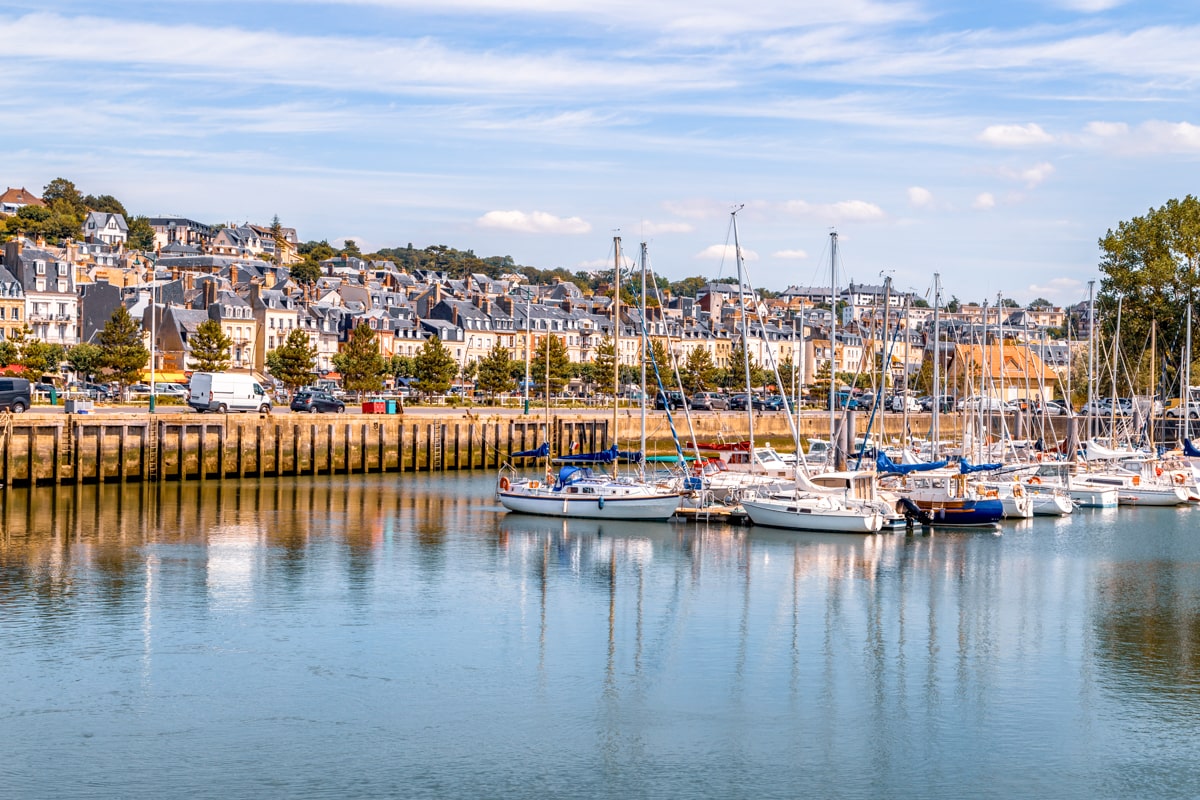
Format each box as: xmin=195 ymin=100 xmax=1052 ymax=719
xmin=452 ymin=304 xmax=459 ymax=326
xmin=204 ymin=279 xmax=216 ymax=309
xmin=185 ymin=271 xmax=194 ymax=292
xmin=264 ymin=269 xmax=275 ymax=289
xmin=230 ymin=264 xmax=239 ymax=286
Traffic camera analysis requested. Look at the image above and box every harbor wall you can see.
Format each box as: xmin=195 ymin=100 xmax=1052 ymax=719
xmin=0 ymin=410 xmax=1075 ymax=486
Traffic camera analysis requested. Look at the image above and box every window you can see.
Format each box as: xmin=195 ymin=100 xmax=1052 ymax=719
xmin=57 ymin=263 xmax=67 ymax=276
xmin=35 ymin=262 xmax=45 ymax=275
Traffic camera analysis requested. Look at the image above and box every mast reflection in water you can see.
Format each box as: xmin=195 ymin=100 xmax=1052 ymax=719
xmin=3 ymin=476 xmax=1200 ymax=798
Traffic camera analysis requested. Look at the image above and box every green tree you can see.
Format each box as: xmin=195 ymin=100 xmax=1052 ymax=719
xmin=592 ymin=336 xmax=617 ymax=396
xmin=83 ymin=194 xmax=127 ymax=216
xmin=724 ymin=340 xmax=769 ymax=389
xmin=290 ymin=258 xmax=322 ymax=286
xmin=265 ymin=328 xmax=317 ymax=396
xmin=531 ymin=335 xmax=572 ymax=395
xmin=412 ymin=335 xmax=457 ymax=398
xmin=390 ymin=354 xmax=416 ymax=379
xmin=66 ymin=342 xmax=104 ymax=380
xmin=0 ymin=340 xmax=18 ymax=368
xmin=333 ymin=324 xmax=387 ymax=397
xmin=42 ymin=178 xmax=86 ymax=217
xmin=341 ymin=239 xmax=362 ymax=258
xmin=270 ymin=215 xmax=285 ymax=266
xmin=189 ymin=318 xmax=233 ymax=372
xmin=127 ymin=216 xmax=156 ymax=251
xmin=681 ymin=346 xmax=717 ymax=393
xmin=21 ymin=340 xmax=62 ymax=378
xmin=475 ymin=344 xmax=517 ymax=400
xmin=1099 ymin=196 xmax=1200 ymax=388
xmin=97 ymin=306 xmax=149 ymax=392
xmin=811 ymin=360 xmax=833 ymax=404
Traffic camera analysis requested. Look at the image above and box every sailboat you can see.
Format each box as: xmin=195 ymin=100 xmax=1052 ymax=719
xmin=496 ymin=236 xmax=682 ymax=521
xmin=729 ymin=223 xmax=888 ymax=533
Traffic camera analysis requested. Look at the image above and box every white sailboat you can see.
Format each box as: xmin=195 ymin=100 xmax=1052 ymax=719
xmin=497 ymin=236 xmax=682 ymax=521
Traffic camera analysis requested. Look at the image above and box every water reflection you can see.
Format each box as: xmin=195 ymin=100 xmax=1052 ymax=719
xmin=3 ymin=477 xmax=1200 ymax=798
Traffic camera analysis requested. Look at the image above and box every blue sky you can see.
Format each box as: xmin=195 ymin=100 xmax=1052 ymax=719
xmin=2 ymin=0 xmax=1197 ymax=306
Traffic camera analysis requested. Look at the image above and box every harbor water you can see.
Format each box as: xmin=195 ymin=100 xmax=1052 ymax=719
xmin=3 ymin=474 xmax=1200 ymax=798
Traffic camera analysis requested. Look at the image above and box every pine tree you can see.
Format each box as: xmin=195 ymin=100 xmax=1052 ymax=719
xmin=530 ymin=335 xmax=572 ymax=395
xmin=413 ymin=335 xmax=457 ymax=398
xmin=681 ymin=346 xmax=717 ymax=393
xmin=475 ymin=344 xmax=516 ymax=400
xmin=811 ymin=359 xmax=833 ymax=406
xmin=333 ymin=324 xmax=387 ymax=397
xmin=266 ymin=328 xmax=317 ymax=396
xmin=66 ymin=342 xmax=104 ymax=381
xmin=189 ymin=318 xmax=233 ymax=372
xmin=592 ymin=336 xmax=617 ymax=396
xmin=97 ymin=305 xmax=149 ymax=393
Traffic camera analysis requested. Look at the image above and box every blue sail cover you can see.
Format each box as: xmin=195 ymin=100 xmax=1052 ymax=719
xmin=555 ymin=465 xmax=592 ymax=487
xmin=959 ymin=458 xmax=1002 ymax=474
xmin=876 ymin=451 xmax=948 ymax=475
xmin=556 ymin=445 xmax=644 ymax=464
xmin=1185 ymin=439 xmax=1200 ymax=458
xmin=512 ymin=442 xmax=550 ymax=458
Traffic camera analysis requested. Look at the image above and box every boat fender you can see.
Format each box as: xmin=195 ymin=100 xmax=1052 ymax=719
xmin=1133 ymin=476 xmax=1141 ymax=486
xmin=1027 ymin=476 xmax=1041 ymax=485
xmin=1156 ymin=466 xmax=1163 ymax=477
xmin=499 ymin=476 xmax=511 ymax=491
xmin=598 ymin=496 xmax=605 ymax=510
xmin=528 ymin=480 xmax=540 ymax=489
xmin=1175 ymin=473 xmax=1187 ymax=485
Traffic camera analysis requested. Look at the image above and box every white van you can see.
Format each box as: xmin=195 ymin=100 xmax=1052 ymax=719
xmin=188 ymin=372 xmax=272 ymax=413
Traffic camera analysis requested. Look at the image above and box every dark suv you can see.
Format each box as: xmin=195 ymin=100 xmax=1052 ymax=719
xmin=654 ymin=391 xmax=685 ymax=411
xmin=290 ymin=389 xmax=346 ymax=413
xmin=0 ymin=377 xmax=31 ymax=412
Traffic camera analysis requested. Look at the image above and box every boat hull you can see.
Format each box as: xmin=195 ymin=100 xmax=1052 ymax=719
xmin=913 ymin=498 xmax=1005 ymax=527
xmin=498 ymin=490 xmax=681 ymax=521
xmin=741 ymin=498 xmax=884 ymax=533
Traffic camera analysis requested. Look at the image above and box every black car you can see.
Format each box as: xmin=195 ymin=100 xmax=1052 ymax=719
xmin=654 ymin=391 xmax=686 ymax=411
xmin=729 ymin=393 xmax=768 ymax=411
xmin=291 ymin=389 xmax=346 ymax=413
xmin=0 ymin=377 xmax=31 ymax=412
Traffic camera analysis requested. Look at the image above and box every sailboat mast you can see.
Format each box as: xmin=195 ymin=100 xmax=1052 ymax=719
xmin=829 ymin=231 xmax=838 ymax=449
xmin=1149 ymin=319 xmax=1156 ymax=450
xmin=932 ymin=272 xmax=941 ymax=459
xmin=1185 ymin=304 xmax=1193 ymax=444
xmin=640 ymin=241 xmax=648 ymax=468
xmin=612 ymin=235 xmax=622 ymax=476
xmin=732 ymin=209 xmax=755 ymax=454
xmin=1109 ymin=296 xmax=1121 ymax=443
xmin=1086 ymin=280 xmax=1096 ymax=439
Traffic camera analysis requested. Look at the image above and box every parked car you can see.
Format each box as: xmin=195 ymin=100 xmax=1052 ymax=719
xmin=890 ymin=394 xmax=922 ymax=412
xmin=761 ymin=395 xmax=795 ymax=412
xmin=654 ymin=391 xmax=686 ymax=411
xmin=920 ymin=394 xmax=955 ymax=413
xmin=958 ymin=396 xmax=1017 ymax=413
xmin=155 ymin=382 xmax=189 ymax=398
xmin=0 ymin=377 xmax=31 ymax=412
xmin=68 ymin=381 xmax=111 ymax=401
xmin=291 ymin=389 xmax=346 ymax=413
xmin=1037 ymin=400 xmax=1070 ymax=416
xmin=689 ymin=392 xmax=729 ymax=411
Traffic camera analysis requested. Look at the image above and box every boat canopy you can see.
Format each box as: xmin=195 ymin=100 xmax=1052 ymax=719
xmin=555 ymin=465 xmax=593 ymax=488
xmin=554 ymin=444 xmax=644 ymax=464
xmin=876 ymin=451 xmax=948 ymax=475
xmin=959 ymin=458 xmax=1002 ymax=474
xmin=512 ymin=442 xmax=550 ymax=458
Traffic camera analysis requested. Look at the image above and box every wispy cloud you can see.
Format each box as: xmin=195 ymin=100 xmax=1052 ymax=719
xmin=783 ymin=199 xmax=886 ymax=222
xmin=637 ymin=220 xmax=694 ymax=235
xmin=907 ymin=187 xmax=934 ymax=208
xmin=1028 ymin=277 xmax=1085 ymax=301
xmin=973 ymin=192 xmax=997 ymax=210
xmin=772 ymin=249 xmax=809 ymax=260
xmin=1081 ymin=119 xmax=1200 ymax=153
xmin=979 ymin=123 xmax=1054 ymax=147
xmin=697 ymin=244 xmax=757 ymax=261
xmin=999 ymin=162 xmax=1055 ymax=188
xmin=477 ymin=210 xmax=591 ymax=234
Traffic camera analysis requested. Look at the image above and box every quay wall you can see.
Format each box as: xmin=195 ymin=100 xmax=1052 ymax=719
xmin=0 ymin=410 xmax=1072 ymax=487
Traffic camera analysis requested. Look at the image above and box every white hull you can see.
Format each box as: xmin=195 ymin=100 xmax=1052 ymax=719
xmin=1066 ymin=487 xmax=1118 ymax=508
xmin=1000 ymin=494 xmax=1034 ymax=519
xmin=1027 ymin=491 xmax=1074 ymax=516
xmin=1115 ymin=486 xmax=1190 ymax=506
xmin=498 ymin=489 xmax=681 ymax=520
xmin=741 ymin=496 xmax=884 ymax=533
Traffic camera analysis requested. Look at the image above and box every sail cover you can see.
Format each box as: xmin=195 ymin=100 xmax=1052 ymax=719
xmin=959 ymin=458 xmax=1002 ymax=474
xmin=512 ymin=442 xmax=550 ymax=458
xmin=1184 ymin=439 xmax=1200 ymax=458
xmin=876 ymin=451 xmax=948 ymax=475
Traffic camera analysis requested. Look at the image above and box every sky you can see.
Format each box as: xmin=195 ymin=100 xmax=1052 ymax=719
xmin=2 ymin=1 xmax=1198 ymax=306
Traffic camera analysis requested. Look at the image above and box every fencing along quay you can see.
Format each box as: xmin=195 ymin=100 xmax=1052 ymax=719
xmin=0 ymin=413 xmax=614 ymax=487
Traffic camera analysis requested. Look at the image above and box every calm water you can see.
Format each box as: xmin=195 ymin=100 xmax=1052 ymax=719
xmin=3 ymin=475 xmax=1200 ymax=799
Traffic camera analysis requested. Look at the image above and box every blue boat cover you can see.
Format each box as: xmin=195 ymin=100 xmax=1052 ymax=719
xmin=512 ymin=442 xmax=550 ymax=458
xmin=555 ymin=444 xmax=644 ymax=464
xmin=1184 ymin=439 xmax=1200 ymax=458
xmin=959 ymin=458 xmax=1002 ymax=474
xmin=876 ymin=451 xmax=948 ymax=474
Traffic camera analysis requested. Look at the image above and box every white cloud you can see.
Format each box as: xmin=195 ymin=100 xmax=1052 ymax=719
xmin=979 ymin=123 xmax=1055 ymax=148
xmin=638 ymin=220 xmax=694 ymax=235
xmin=477 ymin=210 xmax=591 ymax=234
xmin=1053 ymin=0 xmax=1126 ymax=11
xmin=1028 ymin=277 xmax=1084 ymax=301
xmin=783 ymin=199 xmax=886 ymax=222
xmin=1079 ymin=119 xmax=1200 ymax=154
xmin=907 ymin=187 xmax=934 ymax=208
xmin=1084 ymin=121 xmax=1129 ymax=139
xmin=697 ymin=244 xmax=758 ymax=261
xmin=999 ymin=162 xmax=1055 ymax=188
xmin=772 ymin=249 xmax=809 ymax=260
xmin=973 ymin=192 xmax=996 ymax=210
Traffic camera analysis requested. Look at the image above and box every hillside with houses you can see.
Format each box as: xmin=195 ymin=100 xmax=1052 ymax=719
xmin=0 ymin=182 xmax=1088 ymax=401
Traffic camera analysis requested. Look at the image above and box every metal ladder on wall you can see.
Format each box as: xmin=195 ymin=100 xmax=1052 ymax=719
xmin=146 ymin=419 xmax=159 ymax=481
xmin=430 ymin=424 xmax=442 ymax=470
